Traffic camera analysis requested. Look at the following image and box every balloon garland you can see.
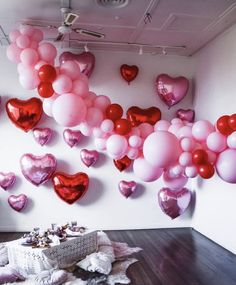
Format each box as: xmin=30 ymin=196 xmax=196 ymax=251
xmin=5 ymin=25 xmax=236 ymax=218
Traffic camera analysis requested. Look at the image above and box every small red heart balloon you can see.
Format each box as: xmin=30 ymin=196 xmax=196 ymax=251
xmin=6 ymin=97 xmax=43 ymax=132
xmin=113 ymin=156 xmax=132 ymax=172
xmin=126 ymin=106 xmax=161 ymax=127
xmin=120 ymin=64 xmax=138 ymax=84
xmin=156 ymin=74 xmax=189 ymax=108
xmin=52 ymin=172 xmax=89 ymax=204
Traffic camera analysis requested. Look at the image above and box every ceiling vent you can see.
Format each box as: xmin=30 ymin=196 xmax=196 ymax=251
xmin=95 ymin=0 xmax=130 ymax=8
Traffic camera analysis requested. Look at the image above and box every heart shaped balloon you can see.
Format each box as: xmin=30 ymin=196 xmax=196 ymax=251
xmin=127 ymin=106 xmax=161 ymax=127
xmin=63 ymin=129 xmax=83 ymax=148
xmin=33 ymin=127 xmax=53 ymax=146
xmin=80 ymin=149 xmax=99 ymax=167
xmin=113 ymin=156 xmax=132 ymax=172
xmin=120 ymin=64 xmax=139 ymax=84
xmin=118 ymin=180 xmax=137 ymax=198
xmin=155 ymin=74 xmax=189 ymax=108
xmin=52 ymin=172 xmax=89 ymax=204
xmin=8 ymin=194 xmax=28 ymax=212
xmin=6 ymin=97 xmax=43 ymax=132
xmin=176 ymin=109 xmax=195 ymax=123
xmin=59 ymin=51 xmax=95 ymax=77
xmin=0 ymin=172 xmax=16 ymax=190
xmin=20 ymin=153 xmax=57 ymax=186
xmin=158 ymin=187 xmax=191 ymax=219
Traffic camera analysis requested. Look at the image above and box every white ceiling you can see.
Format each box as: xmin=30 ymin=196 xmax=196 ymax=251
xmin=0 ymin=0 xmax=236 ymax=56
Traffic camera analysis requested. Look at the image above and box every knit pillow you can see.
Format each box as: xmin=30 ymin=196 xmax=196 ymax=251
xmin=0 ymin=266 xmax=25 ymax=284
xmin=0 ymin=244 xmax=8 ymax=266
xmin=35 ymin=269 xmax=68 ymax=285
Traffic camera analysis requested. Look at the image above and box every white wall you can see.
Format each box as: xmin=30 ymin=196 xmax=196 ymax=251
xmin=0 ymin=47 xmax=194 ymax=231
xmin=192 ymin=24 xmax=236 ymax=254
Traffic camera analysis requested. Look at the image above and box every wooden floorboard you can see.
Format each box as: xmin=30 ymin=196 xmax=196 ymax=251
xmin=0 ymin=228 xmax=236 ymax=285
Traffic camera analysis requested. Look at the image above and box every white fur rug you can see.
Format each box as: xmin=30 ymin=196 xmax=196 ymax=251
xmin=3 ymin=232 xmax=142 ymax=285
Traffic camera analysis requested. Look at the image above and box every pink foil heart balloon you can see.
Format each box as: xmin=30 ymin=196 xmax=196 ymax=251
xmin=156 ymin=74 xmax=189 ymax=108
xmin=63 ymin=129 xmax=83 ymax=148
xmin=158 ymin=187 xmax=191 ymax=219
xmin=176 ymin=109 xmax=195 ymax=123
xmin=0 ymin=172 xmax=16 ymax=190
xmin=59 ymin=51 xmax=95 ymax=77
xmin=8 ymin=194 xmax=28 ymax=212
xmin=80 ymin=149 xmax=99 ymax=167
xmin=20 ymin=153 xmax=57 ymax=186
xmin=118 ymin=180 xmax=137 ymax=198
xmin=32 ymin=127 xmax=53 ymax=146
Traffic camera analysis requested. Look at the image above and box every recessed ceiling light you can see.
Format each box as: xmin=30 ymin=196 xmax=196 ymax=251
xmin=95 ymin=0 xmax=130 ymax=9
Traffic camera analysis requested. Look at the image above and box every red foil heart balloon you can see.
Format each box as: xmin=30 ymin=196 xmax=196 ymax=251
xmin=113 ymin=156 xmax=132 ymax=172
xmin=127 ymin=106 xmax=161 ymax=127
xmin=52 ymin=172 xmax=89 ymax=204
xmin=155 ymin=74 xmax=189 ymax=108
xmin=158 ymin=187 xmax=191 ymax=219
xmin=120 ymin=64 xmax=138 ymax=84
xmin=59 ymin=51 xmax=95 ymax=77
xmin=176 ymin=109 xmax=195 ymax=123
xmin=8 ymin=194 xmax=28 ymax=212
xmin=6 ymin=97 xmax=43 ymax=132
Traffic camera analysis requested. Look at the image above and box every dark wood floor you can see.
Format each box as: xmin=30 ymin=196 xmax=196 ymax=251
xmin=1 ymin=228 xmax=236 ymax=285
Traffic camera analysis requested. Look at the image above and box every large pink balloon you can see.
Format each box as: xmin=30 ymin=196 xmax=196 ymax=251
xmin=52 ymin=93 xmax=87 ymax=127
xmin=60 ymin=60 xmax=81 ymax=80
xmin=192 ymin=120 xmax=214 ymax=142
xmin=86 ymin=107 xmax=103 ymax=127
xmin=106 ymin=134 xmax=128 ymax=159
xmin=71 ymin=77 xmax=89 ymax=97
xmin=42 ymin=94 xmax=60 ymax=117
xmin=100 ymin=119 xmax=114 ymax=133
xmin=20 ymin=48 xmax=39 ymax=66
xmin=19 ymin=68 xmax=40 ymax=90
xmin=93 ymin=95 xmax=111 ymax=112
xmin=206 ymin=132 xmax=227 ymax=153
xmin=227 ymin=131 xmax=236 ymax=149
xmin=216 ymin=149 xmax=236 ymax=183
xmin=133 ymin=157 xmax=163 ymax=182
xmin=38 ymin=43 xmax=57 ymax=62
xmin=6 ymin=43 xmax=22 ymax=63
xmin=52 ymin=74 xmax=72 ymax=94
xmin=9 ymin=29 xmax=21 ymax=43
xmin=163 ymin=171 xmax=188 ymax=190
xmin=158 ymin=187 xmax=191 ymax=219
xmin=143 ymin=131 xmax=181 ymax=168
xmin=155 ymin=74 xmax=189 ymax=108
xmin=20 ymin=153 xmax=57 ymax=186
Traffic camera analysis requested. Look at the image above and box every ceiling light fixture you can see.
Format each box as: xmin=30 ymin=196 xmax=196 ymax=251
xmin=84 ymin=43 xmax=89 ymax=52
xmin=162 ymin=48 xmax=167 ymax=55
xmin=139 ymin=46 xmax=143 ymax=55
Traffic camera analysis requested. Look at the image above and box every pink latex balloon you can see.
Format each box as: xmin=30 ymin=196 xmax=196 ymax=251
xmin=94 ymin=137 xmax=107 ymax=151
xmin=79 ymin=122 xmax=92 ymax=137
xmin=0 ymin=172 xmax=16 ymax=190
xmin=139 ymin=123 xmax=154 ymax=139
xmin=19 ymin=25 xmax=35 ymax=37
xmin=227 ymin=131 xmax=236 ymax=149
xmin=8 ymin=194 xmax=28 ymax=212
xmin=93 ymin=127 xmax=105 ymax=138
xmin=60 ymin=60 xmax=81 ymax=80
xmin=158 ymin=187 xmax=191 ymax=219
xmin=133 ymin=157 xmax=163 ymax=182
xmin=93 ymin=95 xmax=111 ymax=112
xmin=192 ymin=120 xmax=214 ymax=142
xmin=118 ymin=180 xmax=137 ymax=198
xmin=32 ymin=127 xmax=52 ymax=146
xmin=128 ymin=135 xmax=142 ymax=148
xmin=206 ymin=131 xmax=227 ymax=153
xmin=38 ymin=42 xmax=57 ymax=62
xmin=16 ymin=35 xmax=30 ymax=49
xmin=100 ymin=119 xmax=114 ymax=133
xmin=143 ymin=131 xmax=181 ymax=168
xmin=29 ymin=40 xmax=39 ymax=50
xmin=168 ymin=123 xmax=182 ymax=136
xmin=171 ymin=118 xmax=184 ymax=125
xmin=127 ymin=147 xmax=139 ymax=160
xmin=163 ymin=171 xmax=188 ymax=190
xmin=63 ymin=129 xmax=83 ymax=148
xmin=84 ymin=91 xmax=96 ymax=107
xmin=80 ymin=149 xmax=99 ymax=167
xmin=52 ymin=74 xmax=72 ymax=94
xmin=52 ymin=93 xmax=87 ymax=127
xmin=177 ymin=126 xmax=193 ymax=139
xmin=34 ymin=60 xmax=48 ymax=71
xmin=9 ymin=29 xmax=21 ymax=43
xmin=43 ymin=94 xmax=60 ymax=117
xmin=20 ymin=48 xmax=39 ymax=66
xmin=106 ymin=134 xmax=128 ymax=159
xmin=216 ymin=149 xmax=236 ymax=183
xmin=169 ymin=164 xmax=184 ymax=177
xmin=31 ymin=29 xmax=44 ymax=42
xmin=156 ymin=74 xmax=189 ymax=108
xmin=71 ymin=77 xmax=89 ymax=97
xmin=206 ymin=150 xmax=217 ymax=165
xmin=180 ymin=137 xmax=195 ymax=152
xmin=20 ymin=153 xmax=57 ymax=186
xmin=19 ymin=68 xmax=40 ymax=90
xmin=59 ymin=51 xmax=95 ymax=77
xmin=176 ymin=109 xmax=195 ymax=122
xmin=179 ymin=151 xmax=192 ymax=167
xmin=6 ymin=43 xmax=22 ymax=63
xmin=154 ymin=120 xmax=171 ymax=131
xmin=86 ymin=107 xmax=103 ymax=127
xmin=185 ymin=166 xmax=198 ymax=178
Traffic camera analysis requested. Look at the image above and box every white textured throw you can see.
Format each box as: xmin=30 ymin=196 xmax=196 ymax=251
xmin=2 ymin=231 xmax=142 ymax=285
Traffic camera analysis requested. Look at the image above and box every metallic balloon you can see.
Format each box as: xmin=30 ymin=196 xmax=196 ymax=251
xmin=118 ymin=180 xmax=137 ymax=198
xmin=0 ymin=172 xmax=16 ymax=190
xmin=80 ymin=149 xmax=99 ymax=167
xmin=32 ymin=127 xmax=53 ymax=146
xmin=176 ymin=109 xmax=195 ymax=122
xmin=63 ymin=129 xmax=83 ymax=148
xmin=158 ymin=187 xmax=191 ymax=219
xmin=126 ymin=106 xmax=161 ymax=127
xmin=8 ymin=194 xmax=28 ymax=212
xmin=120 ymin=64 xmax=139 ymax=84
xmin=20 ymin=153 xmax=57 ymax=186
